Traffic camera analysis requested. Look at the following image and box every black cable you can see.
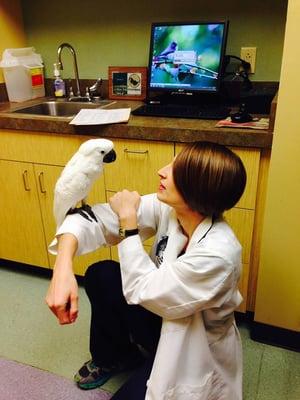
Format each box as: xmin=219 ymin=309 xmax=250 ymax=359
xmin=224 ymin=55 xmax=251 ymax=72
xmin=223 ymin=54 xmax=252 ymax=91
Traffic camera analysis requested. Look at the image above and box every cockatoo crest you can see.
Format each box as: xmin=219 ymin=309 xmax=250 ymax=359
xmin=53 ymin=138 xmax=116 ymax=228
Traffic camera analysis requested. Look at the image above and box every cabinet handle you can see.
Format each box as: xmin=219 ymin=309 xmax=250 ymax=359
xmin=22 ymin=170 xmax=31 ymax=191
xmin=38 ymin=172 xmax=47 ymax=193
xmin=124 ymin=148 xmax=149 ymax=155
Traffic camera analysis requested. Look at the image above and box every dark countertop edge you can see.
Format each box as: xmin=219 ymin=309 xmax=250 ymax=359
xmin=0 ymin=116 xmax=273 ymax=149
xmin=0 ymin=99 xmax=273 ymax=149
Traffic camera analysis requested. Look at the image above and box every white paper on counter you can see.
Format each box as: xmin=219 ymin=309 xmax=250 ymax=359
xmin=69 ymin=108 xmax=131 ymax=125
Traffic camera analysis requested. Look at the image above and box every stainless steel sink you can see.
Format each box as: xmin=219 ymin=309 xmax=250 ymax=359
xmin=11 ymin=100 xmax=113 ymax=117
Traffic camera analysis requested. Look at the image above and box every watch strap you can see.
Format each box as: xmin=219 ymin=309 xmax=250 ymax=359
xmin=119 ymin=227 xmax=139 ymax=238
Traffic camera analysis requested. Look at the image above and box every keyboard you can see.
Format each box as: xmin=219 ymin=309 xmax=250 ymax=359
xmin=132 ymin=103 xmax=230 ymax=120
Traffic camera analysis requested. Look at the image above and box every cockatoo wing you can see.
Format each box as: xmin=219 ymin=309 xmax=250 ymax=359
xmin=53 ymin=138 xmax=115 ymax=228
xmin=54 ymin=170 xmax=92 ymax=228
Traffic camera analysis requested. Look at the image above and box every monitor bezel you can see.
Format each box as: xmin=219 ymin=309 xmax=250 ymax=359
xmin=146 ymin=20 xmax=229 ymax=102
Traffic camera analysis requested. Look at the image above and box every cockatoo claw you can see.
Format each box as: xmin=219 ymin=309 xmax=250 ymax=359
xmin=77 ymin=209 xmax=93 ymax=222
xmin=67 ymin=204 xmax=97 ymax=223
xmin=81 ymin=204 xmax=98 ymax=222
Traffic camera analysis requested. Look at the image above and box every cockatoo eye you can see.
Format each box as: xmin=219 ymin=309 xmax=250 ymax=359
xmin=101 ymin=150 xmax=105 ymax=154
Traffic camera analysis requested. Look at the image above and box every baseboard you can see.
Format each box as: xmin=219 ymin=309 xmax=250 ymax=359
xmin=0 ymin=258 xmax=51 ymax=277
xmin=235 ymin=310 xmax=254 ymax=323
xmin=250 ymin=320 xmax=300 ymax=352
xmin=0 ymin=259 xmax=84 ymax=285
xmin=234 ymin=311 xmax=300 ymax=352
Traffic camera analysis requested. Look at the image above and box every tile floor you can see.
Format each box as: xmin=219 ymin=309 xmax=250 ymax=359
xmin=0 ymin=263 xmax=299 ymax=399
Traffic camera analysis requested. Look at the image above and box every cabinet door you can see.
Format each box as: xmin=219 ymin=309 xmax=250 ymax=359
xmin=224 ymin=208 xmax=254 ymax=265
xmin=35 ymin=164 xmax=110 ymax=276
xmin=236 ymin=263 xmax=249 ymax=313
xmin=229 ymin=147 xmax=260 ymax=210
xmin=105 ymin=140 xmax=175 ymax=194
xmin=224 ymin=209 xmax=254 ymax=312
xmin=0 ymin=160 xmax=49 ymax=267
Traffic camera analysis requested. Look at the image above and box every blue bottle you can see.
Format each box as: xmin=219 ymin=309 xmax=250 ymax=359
xmin=53 ymin=63 xmax=66 ymax=97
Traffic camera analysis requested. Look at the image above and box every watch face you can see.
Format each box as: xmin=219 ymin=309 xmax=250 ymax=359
xmin=119 ymin=227 xmax=125 ymax=238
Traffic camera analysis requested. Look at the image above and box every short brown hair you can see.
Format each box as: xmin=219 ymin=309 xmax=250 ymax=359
xmin=173 ymin=141 xmax=246 ymax=218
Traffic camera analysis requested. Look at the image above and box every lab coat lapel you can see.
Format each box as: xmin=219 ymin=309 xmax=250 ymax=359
xmin=162 ymin=210 xmax=187 ymax=263
xmin=186 ymin=216 xmax=213 ymax=252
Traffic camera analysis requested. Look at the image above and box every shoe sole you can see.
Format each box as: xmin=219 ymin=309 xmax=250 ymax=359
xmin=77 ymin=374 xmax=113 ymax=390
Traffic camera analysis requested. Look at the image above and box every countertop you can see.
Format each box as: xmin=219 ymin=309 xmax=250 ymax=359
xmin=0 ymin=98 xmax=273 ymax=148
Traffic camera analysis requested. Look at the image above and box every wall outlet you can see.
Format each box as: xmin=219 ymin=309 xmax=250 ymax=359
xmin=240 ymin=47 xmax=257 ymax=73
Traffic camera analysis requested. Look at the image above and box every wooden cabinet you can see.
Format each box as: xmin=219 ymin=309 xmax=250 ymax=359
xmin=106 ymin=139 xmax=174 ymax=261
xmin=35 ymin=164 xmax=110 ymax=276
xmin=0 ymin=160 xmax=49 ymax=267
xmin=0 ymin=130 xmax=110 ymax=275
xmin=226 ymin=148 xmax=260 ymax=312
xmin=224 ymin=209 xmax=255 ymax=312
xmin=175 ymin=144 xmax=260 ymax=312
xmin=0 ymin=129 xmax=264 ymax=309
xmin=105 ymin=139 xmax=175 ymax=194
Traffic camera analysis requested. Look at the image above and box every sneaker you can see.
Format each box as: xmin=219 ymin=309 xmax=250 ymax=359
xmin=74 ymin=350 xmax=146 ymax=390
xmin=74 ymin=359 xmax=118 ymax=390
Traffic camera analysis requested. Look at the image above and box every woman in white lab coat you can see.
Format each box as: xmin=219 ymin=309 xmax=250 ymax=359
xmin=46 ymin=141 xmax=246 ymax=400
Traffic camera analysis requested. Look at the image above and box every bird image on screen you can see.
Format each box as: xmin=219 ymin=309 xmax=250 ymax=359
xmin=148 ymin=21 xmax=228 ymax=95
xmin=53 ymin=138 xmax=116 ymax=228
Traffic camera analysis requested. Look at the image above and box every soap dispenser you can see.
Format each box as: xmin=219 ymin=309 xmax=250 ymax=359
xmin=53 ymin=63 xmax=66 ymax=97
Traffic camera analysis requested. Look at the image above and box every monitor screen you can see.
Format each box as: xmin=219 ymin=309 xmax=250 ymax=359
xmin=148 ymin=21 xmax=228 ymax=98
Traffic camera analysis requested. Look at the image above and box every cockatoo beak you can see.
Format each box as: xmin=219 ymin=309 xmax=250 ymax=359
xmin=103 ymin=149 xmax=117 ymax=163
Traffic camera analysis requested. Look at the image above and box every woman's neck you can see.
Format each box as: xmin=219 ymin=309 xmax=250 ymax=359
xmin=175 ymin=207 xmax=205 ymax=239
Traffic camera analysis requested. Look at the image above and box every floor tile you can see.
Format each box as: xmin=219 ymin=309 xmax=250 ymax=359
xmin=286 ymin=349 xmax=300 ymax=400
xmin=0 ymin=266 xmax=91 ymax=379
xmin=1 ymin=264 xmax=300 ymax=398
xmin=239 ymin=322 xmax=265 ymax=400
xmin=256 ymin=344 xmax=296 ymax=400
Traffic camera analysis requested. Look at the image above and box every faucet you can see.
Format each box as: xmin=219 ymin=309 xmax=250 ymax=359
xmin=57 ymin=43 xmax=81 ymax=99
xmin=89 ymin=78 xmax=103 ymax=99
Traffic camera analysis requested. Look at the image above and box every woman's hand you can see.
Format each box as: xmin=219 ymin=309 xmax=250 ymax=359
xmin=45 ymin=233 xmax=79 ymax=324
xmin=46 ymin=262 xmax=78 ymax=324
xmin=109 ymin=190 xmax=141 ymax=229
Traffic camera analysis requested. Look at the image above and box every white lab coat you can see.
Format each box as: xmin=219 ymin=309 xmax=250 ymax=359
xmin=49 ymin=193 xmax=243 ymax=400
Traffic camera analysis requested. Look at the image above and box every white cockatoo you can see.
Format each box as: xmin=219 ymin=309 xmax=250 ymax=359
xmin=54 ymin=138 xmax=116 ymax=228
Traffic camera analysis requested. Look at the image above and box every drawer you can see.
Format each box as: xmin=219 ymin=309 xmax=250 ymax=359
xmin=105 ymin=139 xmax=174 ymax=194
xmin=0 ymin=129 xmax=95 ymax=166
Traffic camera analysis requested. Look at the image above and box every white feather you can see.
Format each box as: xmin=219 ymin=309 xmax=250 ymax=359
xmin=54 ymin=138 xmax=114 ymax=228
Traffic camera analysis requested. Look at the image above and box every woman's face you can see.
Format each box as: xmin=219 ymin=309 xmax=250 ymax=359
xmin=157 ymin=160 xmax=187 ymax=210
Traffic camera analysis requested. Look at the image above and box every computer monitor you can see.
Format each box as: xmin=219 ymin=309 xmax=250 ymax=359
xmin=147 ymin=21 xmax=228 ymax=103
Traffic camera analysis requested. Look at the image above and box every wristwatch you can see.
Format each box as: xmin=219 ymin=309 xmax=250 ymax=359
xmin=119 ymin=227 xmax=139 ymax=239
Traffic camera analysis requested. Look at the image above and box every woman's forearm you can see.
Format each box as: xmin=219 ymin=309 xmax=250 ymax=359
xmin=54 ymin=233 xmax=78 ymax=271
xmin=46 ymin=233 xmax=79 ymax=325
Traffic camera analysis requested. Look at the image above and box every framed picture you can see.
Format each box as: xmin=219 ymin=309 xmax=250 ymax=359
xmin=108 ymin=66 xmax=147 ymax=100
